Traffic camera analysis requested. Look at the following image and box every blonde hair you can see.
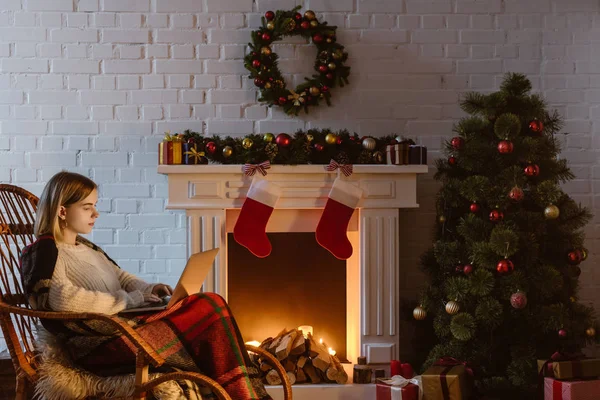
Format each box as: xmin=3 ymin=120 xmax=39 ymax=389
xmin=34 ymin=171 xmax=97 ymax=241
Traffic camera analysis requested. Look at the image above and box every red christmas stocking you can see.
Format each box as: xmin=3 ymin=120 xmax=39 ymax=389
xmin=233 ymin=177 xmax=282 ymax=258
xmin=315 ymin=178 xmax=363 ymax=260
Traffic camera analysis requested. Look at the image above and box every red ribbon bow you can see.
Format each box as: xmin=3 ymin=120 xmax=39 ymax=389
xmin=325 ymin=160 xmax=353 ymax=177
xmin=434 ymin=357 xmax=474 ymax=377
xmin=242 ymin=161 xmax=271 ymax=177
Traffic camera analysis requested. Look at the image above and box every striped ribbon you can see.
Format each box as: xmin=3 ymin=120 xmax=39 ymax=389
xmin=242 ymin=161 xmax=271 ymax=176
xmin=325 ymin=159 xmax=353 ymax=177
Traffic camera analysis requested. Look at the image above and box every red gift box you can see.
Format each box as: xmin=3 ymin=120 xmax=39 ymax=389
xmin=376 ymin=376 xmax=422 ymax=400
xmin=544 ymin=377 xmax=600 ymax=399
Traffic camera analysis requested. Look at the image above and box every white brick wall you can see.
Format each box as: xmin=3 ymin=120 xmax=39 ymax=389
xmin=0 ymin=0 xmax=599 ymax=356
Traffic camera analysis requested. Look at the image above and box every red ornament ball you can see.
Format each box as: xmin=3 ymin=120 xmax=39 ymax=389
xmin=321 ymin=85 xmax=329 ymax=92
xmin=251 ymin=51 xmax=258 ymax=57
xmin=275 ymin=133 xmax=291 ymax=147
xmin=448 ymin=156 xmax=457 ymax=165
xmin=509 ymin=186 xmax=524 ymax=202
xmin=496 ymin=259 xmax=514 ymax=274
xmin=497 ymin=140 xmax=514 ymax=154
xmin=463 ymin=264 xmax=473 ymax=275
xmin=278 ymin=96 xmax=287 ymax=105
xmin=187 ymin=138 xmax=196 ymax=145
xmin=318 ymin=65 xmax=328 ymax=73
xmin=510 ymin=292 xmax=528 ymax=309
xmin=326 ymin=73 xmax=334 ymax=80
xmin=567 ymin=251 xmax=582 ymax=265
xmin=205 ymin=141 xmax=217 ymax=154
xmin=314 ymin=143 xmax=324 ymax=152
xmin=300 ymin=21 xmax=310 ymax=29
xmin=261 ymin=32 xmax=271 ymax=41
xmin=489 ymin=209 xmax=504 ymax=222
xmin=451 ymin=137 xmax=464 ymax=150
xmin=529 ymin=119 xmax=544 ymax=135
xmin=558 ymin=329 xmax=567 ymax=338
xmin=294 ymin=12 xmax=303 ymax=21
xmin=336 ymin=136 xmax=342 ymax=145
xmin=252 ymin=60 xmax=261 ymax=68
xmin=312 ymin=34 xmax=324 ymax=43
xmin=469 ymin=203 xmax=480 ymax=213
xmin=254 ymin=78 xmax=265 ymax=87
xmin=265 ymin=11 xmax=275 ymax=20
xmin=524 ymin=164 xmax=540 ymax=177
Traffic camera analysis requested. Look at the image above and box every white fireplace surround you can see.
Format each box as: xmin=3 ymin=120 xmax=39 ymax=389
xmin=158 ymin=164 xmax=427 ymax=398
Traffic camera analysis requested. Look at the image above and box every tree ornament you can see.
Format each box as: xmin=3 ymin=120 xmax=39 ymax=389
xmin=318 ymin=64 xmax=329 ymax=73
xmin=261 ymin=32 xmax=272 ymax=41
xmin=294 ymin=12 xmax=302 ymax=21
xmin=469 ymin=203 xmax=480 ymax=213
xmin=524 ymin=164 xmax=540 ymax=177
xmin=306 ymin=134 xmax=314 ymax=142
xmin=509 ymin=186 xmax=524 ymax=202
xmin=335 ymin=135 xmax=341 ymax=144
xmin=242 ymin=138 xmax=254 ymax=149
xmin=252 ymin=59 xmax=261 ymax=68
xmin=286 ymin=20 xmax=296 ymax=31
xmin=558 ymin=329 xmax=567 ymax=338
xmin=570 ymin=296 xmax=577 ymax=303
xmin=489 ymin=209 xmax=504 ymax=222
xmin=445 ymin=301 xmax=460 ymax=315
xmin=373 ymin=151 xmax=384 ymax=164
xmin=322 ymin=85 xmax=330 ymax=93
xmin=205 ymin=141 xmax=217 ymax=154
xmin=326 ymin=73 xmax=334 ymax=80
xmin=455 ymin=265 xmax=464 ymax=273
xmin=278 ymin=96 xmax=287 ymax=105
xmin=310 ymin=20 xmax=319 ymax=28
xmin=567 ymin=250 xmax=582 ymax=265
xmin=328 ymin=62 xmax=337 ymax=70
xmin=544 ymin=204 xmax=560 ymax=220
xmin=266 ymin=21 xmax=275 ymax=30
xmin=304 ymin=10 xmax=316 ymax=20
xmin=413 ymin=306 xmax=427 ymax=320
xmin=264 ymin=82 xmax=272 ymax=89
xmin=313 ymin=34 xmax=324 ymax=44
xmin=362 ymin=137 xmax=376 ymax=150
xmin=510 ymin=291 xmax=528 ymax=309
xmin=260 ymin=46 xmax=272 ymax=55
xmin=325 ymin=133 xmax=337 ymax=145
xmin=463 ymin=264 xmax=473 ymax=275
xmin=497 ymin=140 xmax=514 ymax=154
xmin=586 ymin=327 xmax=596 ymax=337
xmin=496 ymin=259 xmax=514 ymax=275
xmin=438 ymin=215 xmax=446 ymax=223
xmin=451 ymin=136 xmax=464 ymax=150
xmin=581 ymin=248 xmax=588 ymax=261
xmin=310 ymin=86 xmax=321 ymax=96
xmin=448 ymin=156 xmax=457 ymax=165
xmin=529 ymin=119 xmax=544 ymax=135
xmin=254 ymin=78 xmax=265 ymax=87
xmin=314 ymin=143 xmax=324 ymax=152
xmin=263 ymin=133 xmax=274 ymax=143
xmin=222 ymin=146 xmax=233 ymax=158
xmin=265 ymin=10 xmax=275 ymax=20
xmin=276 ymin=133 xmax=291 ymax=147
xmin=300 ymin=20 xmax=310 ymax=29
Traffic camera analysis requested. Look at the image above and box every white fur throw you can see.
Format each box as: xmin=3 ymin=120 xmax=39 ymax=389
xmin=33 ymin=327 xmax=202 ymax=400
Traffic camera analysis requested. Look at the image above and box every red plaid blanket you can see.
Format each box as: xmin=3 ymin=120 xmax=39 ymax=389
xmin=66 ymin=293 xmax=271 ymax=400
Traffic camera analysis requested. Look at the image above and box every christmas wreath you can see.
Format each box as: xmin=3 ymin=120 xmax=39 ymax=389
xmin=244 ymin=6 xmax=350 ymax=116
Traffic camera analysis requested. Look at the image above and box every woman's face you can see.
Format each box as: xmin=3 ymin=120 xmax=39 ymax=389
xmin=59 ymin=189 xmax=99 ymax=235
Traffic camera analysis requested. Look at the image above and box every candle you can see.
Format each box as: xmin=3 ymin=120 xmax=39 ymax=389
xmin=390 ymin=359 xmax=401 ymax=376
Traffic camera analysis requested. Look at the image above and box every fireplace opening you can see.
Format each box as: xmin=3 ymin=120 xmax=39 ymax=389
xmin=227 ymin=232 xmax=348 ymax=362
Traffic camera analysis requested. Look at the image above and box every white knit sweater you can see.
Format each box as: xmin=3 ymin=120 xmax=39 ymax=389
xmin=48 ymin=242 xmax=155 ymax=315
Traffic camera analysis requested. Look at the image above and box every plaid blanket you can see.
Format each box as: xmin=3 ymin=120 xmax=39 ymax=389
xmin=68 ymin=293 xmax=272 ymax=400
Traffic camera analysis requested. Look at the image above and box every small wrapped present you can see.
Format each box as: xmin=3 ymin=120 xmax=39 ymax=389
xmin=544 ymin=377 xmax=600 ymax=399
xmin=386 ymin=143 xmax=410 ymax=165
xmin=408 ymin=145 xmax=427 ymax=165
xmin=538 ymin=352 xmax=600 ymax=380
xmin=171 ymin=134 xmax=183 ymax=164
xmin=158 ymin=131 xmax=183 ymax=165
xmin=422 ymin=358 xmax=471 ymax=400
xmin=183 ymin=142 xmax=208 ymax=165
xmin=376 ymin=376 xmax=422 ymax=400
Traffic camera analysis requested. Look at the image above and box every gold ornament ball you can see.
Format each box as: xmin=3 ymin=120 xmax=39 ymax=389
xmin=310 ymin=86 xmax=321 ymax=96
xmin=544 ymin=204 xmax=560 ymax=220
xmin=438 ymin=215 xmax=446 ymax=223
xmin=413 ymin=306 xmax=427 ymax=321
xmin=260 ymin=46 xmax=272 ymax=55
xmin=446 ymin=301 xmax=460 ymax=315
xmin=362 ymin=137 xmax=376 ymax=150
xmin=310 ymin=20 xmax=319 ymax=28
xmin=570 ymin=296 xmax=577 ymax=303
xmin=222 ymin=146 xmax=233 ymax=158
xmin=304 ymin=10 xmax=316 ymax=20
xmin=242 ymin=138 xmax=253 ymax=149
xmin=264 ymin=133 xmax=275 ymax=142
xmin=373 ymin=151 xmax=384 ymax=164
xmin=586 ymin=327 xmax=596 ymax=337
xmin=328 ymin=62 xmax=337 ymax=70
xmin=266 ymin=21 xmax=275 ymax=30
xmin=306 ymin=134 xmax=314 ymax=142
xmin=326 ymin=38 xmax=332 ymax=43
xmin=264 ymin=82 xmax=272 ymax=89
xmin=325 ymin=133 xmax=337 ymax=145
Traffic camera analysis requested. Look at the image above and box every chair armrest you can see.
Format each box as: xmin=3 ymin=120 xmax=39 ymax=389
xmin=0 ymin=300 xmax=165 ymax=367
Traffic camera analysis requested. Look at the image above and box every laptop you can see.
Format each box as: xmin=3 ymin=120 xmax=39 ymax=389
xmin=119 ymin=248 xmax=219 ymax=314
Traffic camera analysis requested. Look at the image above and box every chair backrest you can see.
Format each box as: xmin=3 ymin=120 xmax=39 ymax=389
xmin=0 ymin=184 xmax=39 ymax=372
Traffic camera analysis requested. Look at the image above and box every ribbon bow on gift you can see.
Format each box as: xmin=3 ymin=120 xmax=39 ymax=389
xmin=380 ymin=375 xmax=423 ymax=400
xmin=164 ymin=131 xmax=173 ymax=141
xmin=434 ymin=357 xmax=474 ymax=377
xmin=287 ymin=90 xmax=305 ymax=106
xmin=242 ymin=161 xmax=271 ymax=177
xmin=184 ymin=147 xmax=205 ymax=163
xmin=325 ymin=160 xmax=353 ymax=177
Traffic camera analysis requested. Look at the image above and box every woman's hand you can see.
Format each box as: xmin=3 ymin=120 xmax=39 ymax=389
xmin=152 ymin=283 xmax=174 ymax=298
xmin=143 ymin=293 xmax=162 ymax=303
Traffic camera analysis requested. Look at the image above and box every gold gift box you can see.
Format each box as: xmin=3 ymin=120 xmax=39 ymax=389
xmin=422 ymin=364 xmax=468 ymax=400
xmin=537 ymin=358 xmax=600 ymax=380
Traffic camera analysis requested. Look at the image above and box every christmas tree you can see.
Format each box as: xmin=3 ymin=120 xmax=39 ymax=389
xmin=415 ymin=73 xmax=597 ymax=398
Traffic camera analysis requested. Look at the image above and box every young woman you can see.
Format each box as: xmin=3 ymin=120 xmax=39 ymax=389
xmin=21 ymin=171 xmax=272 ymax=400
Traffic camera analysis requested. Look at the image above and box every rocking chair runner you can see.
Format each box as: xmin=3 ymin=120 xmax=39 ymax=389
xmin=0 ymin=184 xmax=292 ymax=400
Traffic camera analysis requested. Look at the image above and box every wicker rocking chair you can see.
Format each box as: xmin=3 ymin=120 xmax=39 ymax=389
xmin=0 ymin=184 xmax=292 ymax=400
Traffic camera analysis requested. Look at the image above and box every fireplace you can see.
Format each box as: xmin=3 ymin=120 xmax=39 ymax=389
xmin=159 ymin=164 xmax=427 ymax=398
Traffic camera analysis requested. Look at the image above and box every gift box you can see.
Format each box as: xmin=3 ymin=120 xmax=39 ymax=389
xmin=158 ymin=132 xmax=183 ymax=165
xmin=386 ymin=144 xmax=402 ymax=165
xmin=538 ymin=358 xmax=600 ymax=380
xmin=376 ymin=377 xmax=421 ymax=400
xmin=544 ymin=377 xmax=600 ymax=399
xmin=408 ymin=145 xmax=427 ymax=165
xmin=422 ymin=364 xmax=468 ymax=400
xmin=183 ymin=143 xmax=207 ymax=165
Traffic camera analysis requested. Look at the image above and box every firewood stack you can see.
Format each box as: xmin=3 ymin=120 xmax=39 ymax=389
xmin=252 ymin=328 xmax=348 ymax=385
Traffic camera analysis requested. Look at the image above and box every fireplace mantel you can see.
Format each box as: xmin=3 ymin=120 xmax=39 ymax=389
xmin=158 ymin=164 xmax=428 ymax=396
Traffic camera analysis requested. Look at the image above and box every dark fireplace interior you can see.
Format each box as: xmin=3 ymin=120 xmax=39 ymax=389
xmin=228 ymin=232 xmax=347 ymax=361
